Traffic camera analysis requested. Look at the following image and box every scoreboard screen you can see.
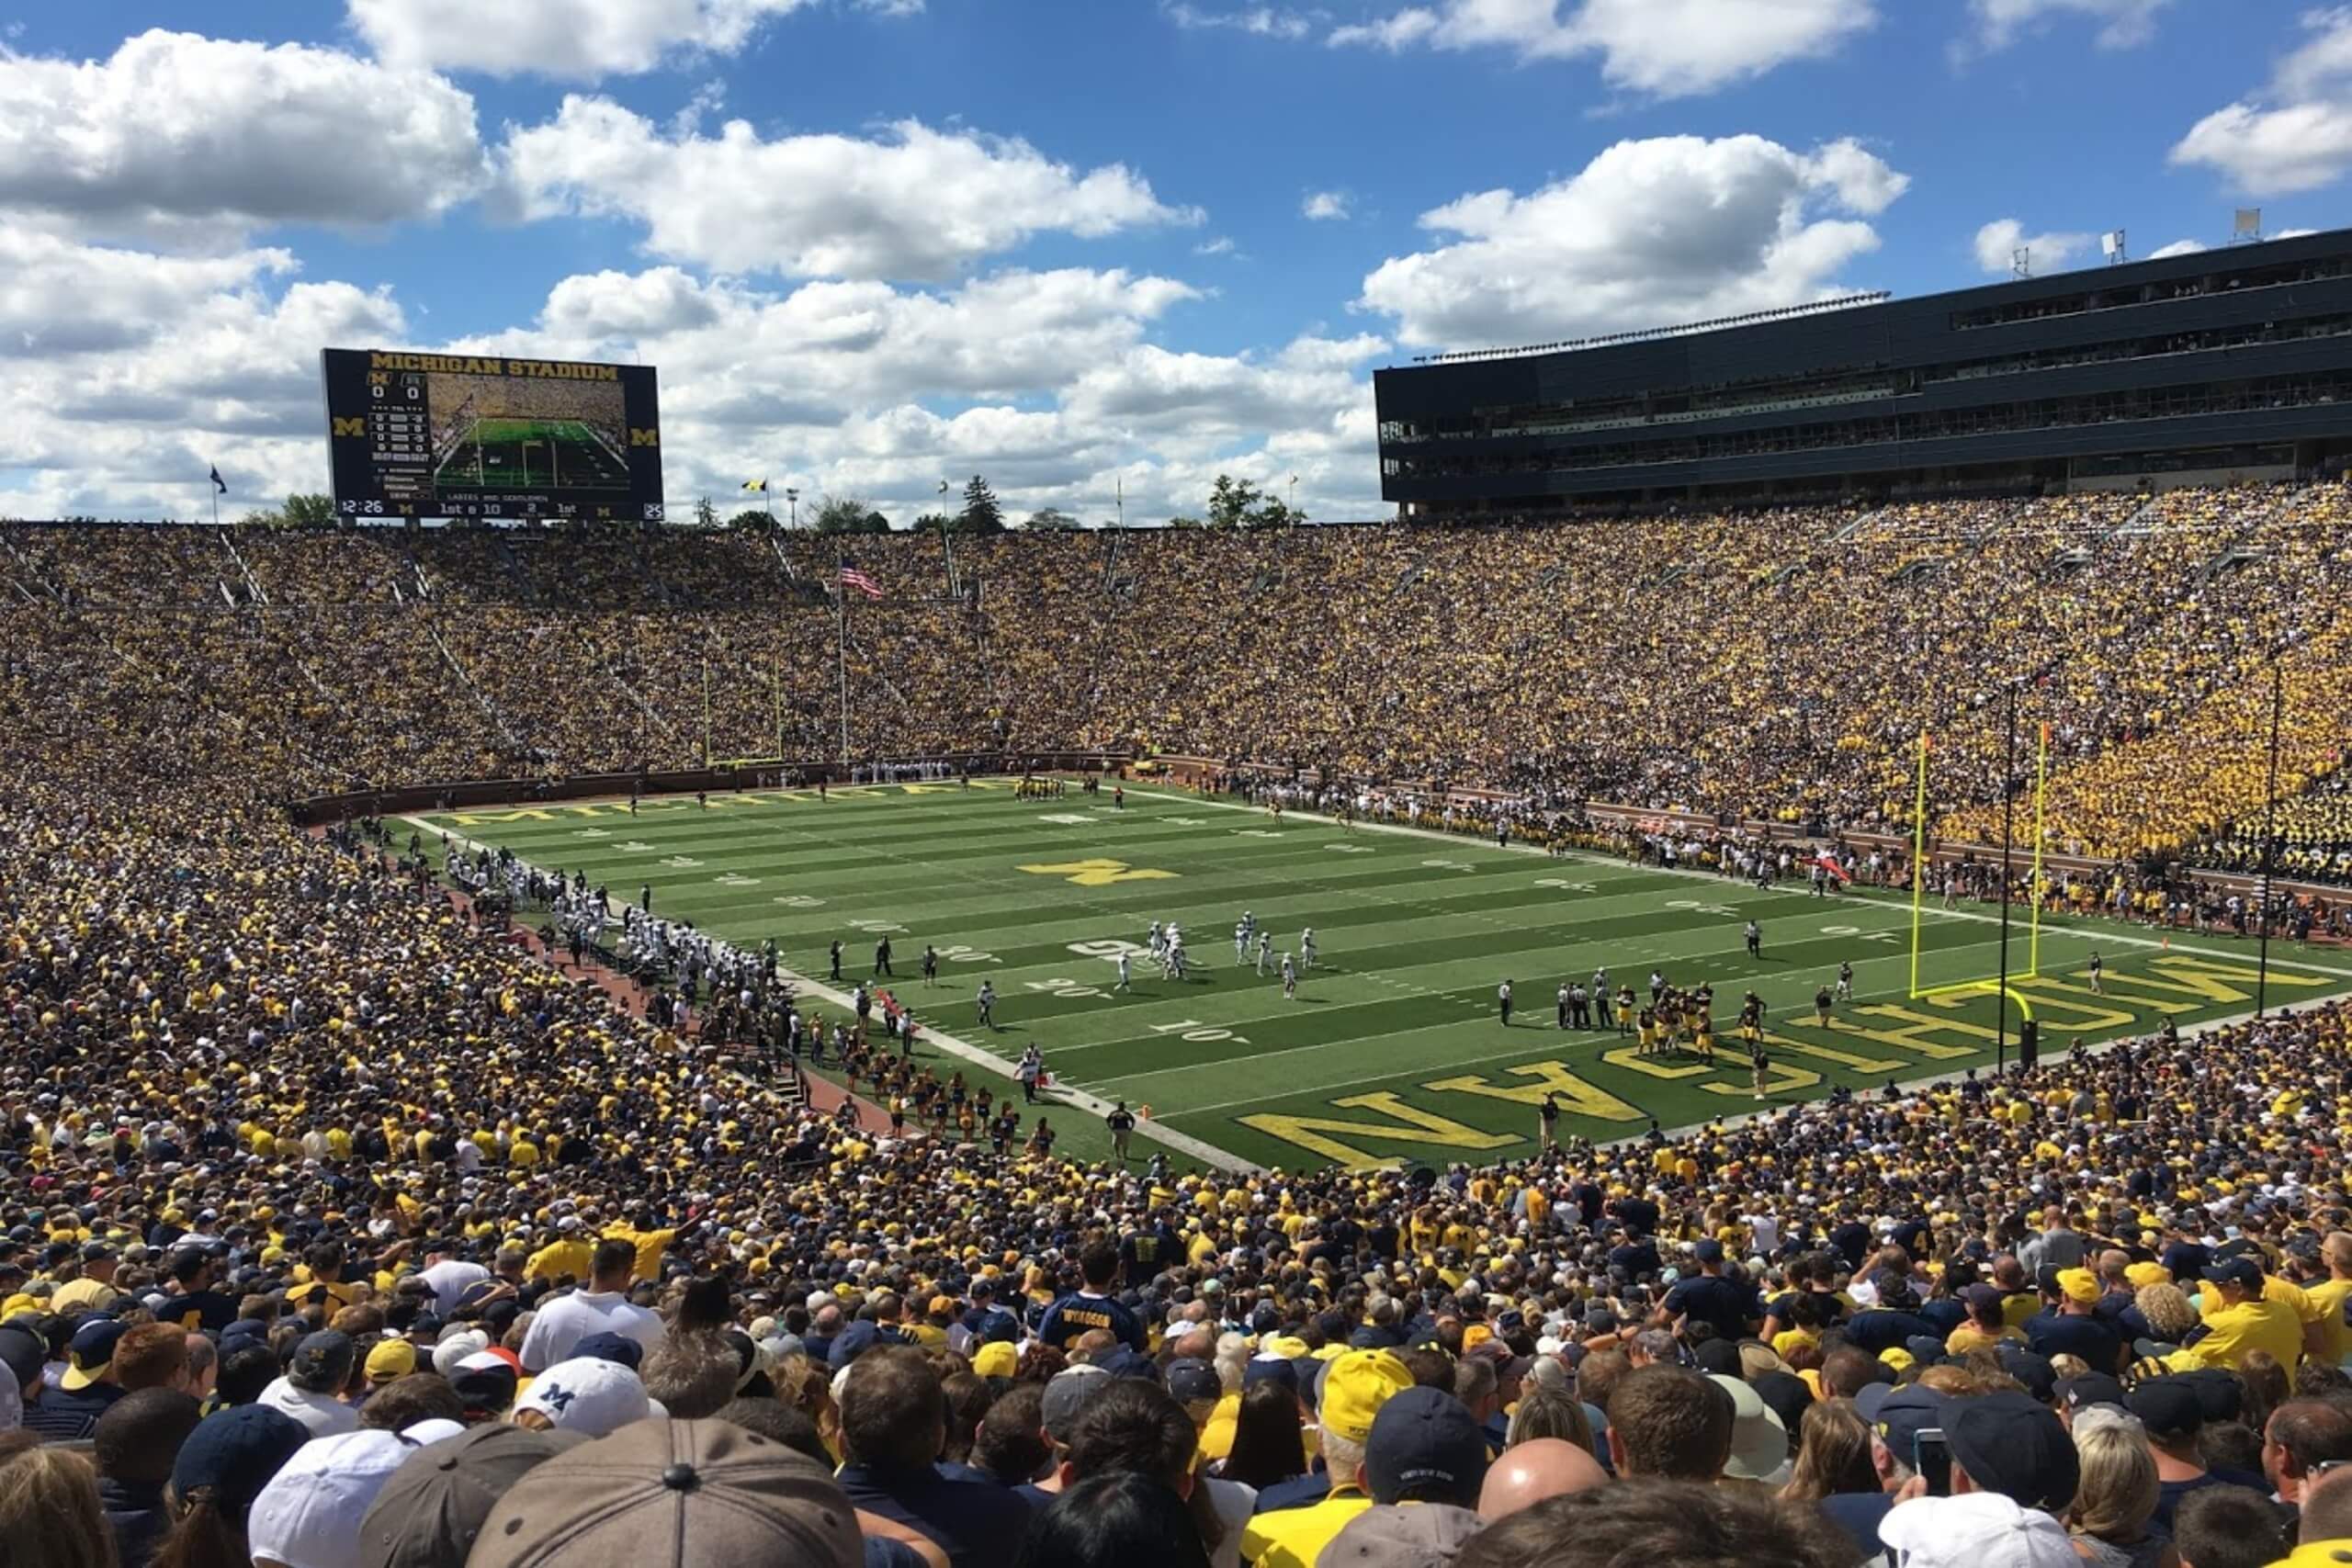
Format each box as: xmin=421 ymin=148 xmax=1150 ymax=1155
xmin=322 ymin=348 xmax=663 ymax=522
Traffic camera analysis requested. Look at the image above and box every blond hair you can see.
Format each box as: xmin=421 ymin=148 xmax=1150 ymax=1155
xmin=2072 ymin=1418 xmax=2159 ymax=1540
xmin=0 ymin=1433 xmax=117 ymax=1568
xmin=2134 ymin=1283 xmax=2198 ymax=1341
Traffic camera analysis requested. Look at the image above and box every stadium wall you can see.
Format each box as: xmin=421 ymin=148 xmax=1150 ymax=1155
xmin=1377 ymin=229 xmax=2352 ymax=512
xmin=285 ymin=751 xmax=1134 ymax=827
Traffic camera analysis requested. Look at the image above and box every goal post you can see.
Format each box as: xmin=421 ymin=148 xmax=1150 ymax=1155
xmin=1909 ymin=715 xmax=2050 ymax=1000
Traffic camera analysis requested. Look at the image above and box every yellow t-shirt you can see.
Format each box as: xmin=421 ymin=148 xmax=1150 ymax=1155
xmin=1238 ymin=1489 xmax=1371 ymax=1568
xmin=525 ymin=1237 xmax=594 ymax=1283
xmin=1945 ymin=1323 xmax=2022 ymax=1357
xmin=604 ymin=1225 xmax=677 ymax=1281
xmin=2193 ymin=1299 xmax=2303 ymax=1371
xmin=2303 ymin=1277 xmax=2352 ymax=1368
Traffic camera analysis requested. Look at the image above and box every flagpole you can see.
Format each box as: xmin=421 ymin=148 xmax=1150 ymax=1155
xmin=835 ymin=550 xmax=850 ymax=765
xmin=773 ymin=649 xmax=785 ymax=761
xmin=702 ymin=661 xmax=712 ymax=768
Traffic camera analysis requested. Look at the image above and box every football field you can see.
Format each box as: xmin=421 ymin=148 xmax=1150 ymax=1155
xmin=434 ymin=417 xmax=631 ymax=492
xmin=409 ymin=781 xmax=2352 ymax=1172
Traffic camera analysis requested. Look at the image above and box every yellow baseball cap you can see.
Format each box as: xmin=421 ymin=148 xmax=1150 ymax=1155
xmin=2056 ymin=1268 xmax=2102 ymax=1305
xmin=365 ymin=1339 xmax=418 ymax=1384
xmin=2123 ymin=1262 xmax=2171 ymax=1289
xmin=971 ymin=1342 xmax=1018 ymax=1379
xmin=1317 ymin=1349 xmax=1412 ymax=1444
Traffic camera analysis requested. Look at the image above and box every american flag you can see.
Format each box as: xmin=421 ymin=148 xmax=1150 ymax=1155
xmin=839 ymin=566 xmax=883 ymax=600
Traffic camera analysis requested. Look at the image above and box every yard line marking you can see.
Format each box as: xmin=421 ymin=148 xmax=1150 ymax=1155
xmin=1072 ymin=932 xmax=2010 ymax=1083
xmin=401 ymin=813 xmax=1262 ymax=1174
xmin=1120 ymin=789 xmax=2352 ymax=978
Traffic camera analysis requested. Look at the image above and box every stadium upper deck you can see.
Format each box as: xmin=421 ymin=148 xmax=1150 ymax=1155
xmin=1376 ymin=228 xmax=2352 ymax=513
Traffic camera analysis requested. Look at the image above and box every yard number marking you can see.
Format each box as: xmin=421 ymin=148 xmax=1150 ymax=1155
xmin=1018 ymin=858 xmax=1178 ymax=886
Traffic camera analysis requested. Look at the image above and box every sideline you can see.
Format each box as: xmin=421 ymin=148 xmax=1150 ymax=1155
xmin=401 ymin=813 xmax=1263 ymax=1174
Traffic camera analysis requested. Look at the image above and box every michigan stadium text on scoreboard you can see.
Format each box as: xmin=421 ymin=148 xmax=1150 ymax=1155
xmin=321 ymin=348 xmax=665 ymax=522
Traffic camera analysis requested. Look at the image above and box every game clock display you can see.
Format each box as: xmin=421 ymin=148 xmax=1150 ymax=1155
xmin=321 ymin=348 xmax=664 ymax=521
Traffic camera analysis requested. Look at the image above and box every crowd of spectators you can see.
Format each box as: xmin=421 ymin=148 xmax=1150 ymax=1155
xmin=6 ymin=481 xmax=2349 ymax=862
xmin=4 ymin=485 xmax=2352 ymax=1565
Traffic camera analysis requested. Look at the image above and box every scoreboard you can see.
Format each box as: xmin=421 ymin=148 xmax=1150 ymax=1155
xmin=321 ymin=348 xmax=664 ymax=522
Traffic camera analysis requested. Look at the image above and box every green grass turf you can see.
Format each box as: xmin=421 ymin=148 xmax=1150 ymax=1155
xmin=407 ymin=782 xmax=2352 ymax=1173
xmin=438 ymin=419 xmax=628 ymax=491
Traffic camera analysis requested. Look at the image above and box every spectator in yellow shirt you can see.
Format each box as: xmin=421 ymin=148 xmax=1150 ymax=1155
xmin=1945 ymin=1284 xmax=2025 ymax=1357
xmin=2193 ymin=1258 xmax=2303 ymax=1371
xmin=2301 ymin=1233 xmax=2352 ymax=1368
xmin=525 ymin=1216 xmax=594 ymax=1282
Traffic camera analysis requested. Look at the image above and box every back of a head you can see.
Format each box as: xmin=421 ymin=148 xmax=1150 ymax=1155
xmin=640 ymin=1332 xmax=741 ymax=1420
xmin=1065 ymin=1380 xmax=1194 ymax=1491
xmin=1505 ymin=1386 xmax=1593 ymax=1452
xmin=2172 ymin=1484 xmax=2290 ymax=1568
xmin=1080 ymin=1245 xmax=1119 ymax=1291
xmin=976 ymin=1384 xmax=1050 ymax=1486
xmin=591 ymin=1239 xmax=636 ymax=1284
xmin=94 ymin=1389 xmax=203 ymax=1484
xmin=1607 ymin=1364 xmax=1733 ymax=1481
xmin=718 ymin=1397 xmax=831 ymax=1467
xmin=1013 ymin=1471 xmax=1210 ymax=1568
xmin=358 ymin=1371 xmax=466 ymax=1431
xmin=2299 ymin=1464 xmax=2352 ymax=1547
xmin=1477 ymin=1438 xmax=1609 ymax=1523
xmin=2070 ymin=1418 xmax=2159 ymax=1540
xmin=115 ymin=1323 xmax=191 ymax=1393
xmin=218 ymin=1345 xmax=282 ymax=1406
xmin=1458 ymin=1478 xmax=1854 ymax=1568
xmin=1821 ymin=1347 xmax=1883 ymax=1401
xmin=2268 ymin=1398 xmax=2352 ymax=1477
xmin=0 ymin=1435 xmax=115 ymax=1568
xmin=840 ymin=1348 xmax=946 ymax=1469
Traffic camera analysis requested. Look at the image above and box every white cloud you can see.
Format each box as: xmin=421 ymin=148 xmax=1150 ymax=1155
xmin=0 ymin=29 xmax=485 ymax=236
xmin=2148 ymin=238 xmax=2209 ymax=258
xmin=1329 ymin=0 xmax=1875 ymax=97
xmin=0 ymin=235 xmax=1389 ymax=525
xmin=1967 ymin=0 xmax=2167 ymax=53
xmin=0 ymin=231 xmax=297 ymax=356
xmin=499 ymin=97 xmax=1200 ymax=280
xmin=348 ymin=0 xmax=915 ymax=80
xmin=1194 ymin=236 xmax=1239 ymax=255
xmin=448 ymin=264 xmax=1384 ymax=520
xmin=0 ymin=241 xmax=403 ymax=515
xmin=1163 ymin=2 xmax=1317 ymax=39
xmin=2173 ymin=8 xmax=2352 ymax=194
xmin=1972 ymin=218 xmax=2091 ymax=276
xmin=1302 ymin=190 xmax=1352 ymax=220
xmin=1355 ymin=132 xmax=1907 ymax=349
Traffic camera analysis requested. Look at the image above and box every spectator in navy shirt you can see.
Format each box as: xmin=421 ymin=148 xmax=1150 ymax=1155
xmin=1036 ymin=1245 xmax=1147 ymax=1355
xmin=960 ymin=1280 xmax=1021 ymax=1347
xmin=1663 ymin=1242 xmax=1758 ymax=1341
xmin=2025 ymin=1267 xmax=2126 ymax=1371
xmin=834 ymin=1348 xmax=1035 ymax=1568
xmin=1841 ymin=1274 xmax=1940 ymax=1355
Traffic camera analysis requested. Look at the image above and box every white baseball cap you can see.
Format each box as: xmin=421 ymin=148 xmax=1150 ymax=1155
xmin=248 ymin=1429 xmax=417 ymax=1568
xmin=514 ymin=1357 xmax=652 ymax=1438
xmin=430 ymin=1330 xmax=490 ymax=1378
xmin=1879 ymin=1493 xmax=2078 ymax=1568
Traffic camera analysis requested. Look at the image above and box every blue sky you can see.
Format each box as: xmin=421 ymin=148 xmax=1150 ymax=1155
xmin=0 ymin=0 xmax=2342 ymax=523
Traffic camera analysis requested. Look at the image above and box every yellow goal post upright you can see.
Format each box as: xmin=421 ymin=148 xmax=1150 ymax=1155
xmin=1907 ymin=715 xmax=2051 ymax=1006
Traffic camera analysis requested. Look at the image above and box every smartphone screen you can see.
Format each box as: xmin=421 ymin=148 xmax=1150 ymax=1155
xmin=1913 ymin=1427 xmax=1951 ymax=1496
